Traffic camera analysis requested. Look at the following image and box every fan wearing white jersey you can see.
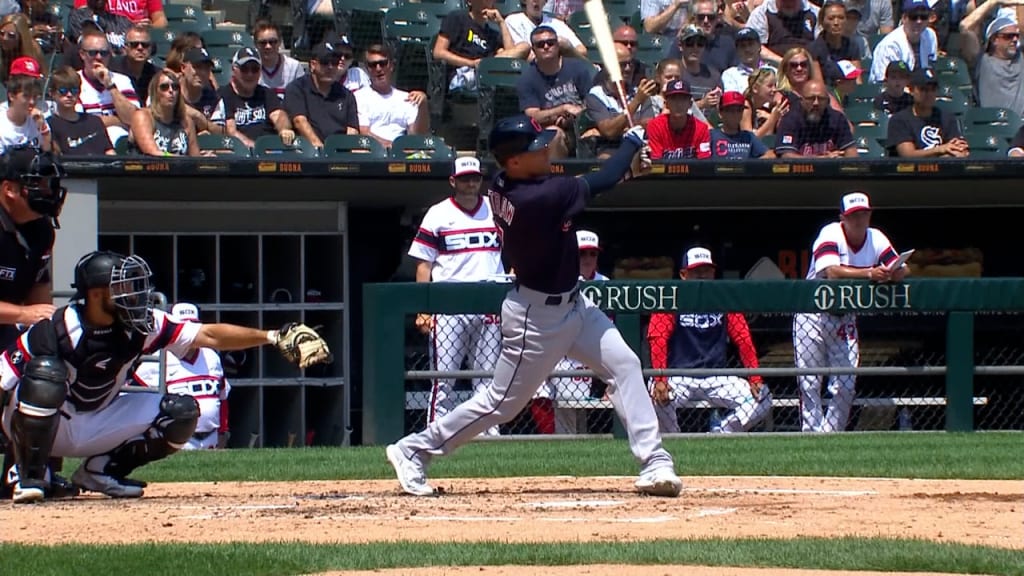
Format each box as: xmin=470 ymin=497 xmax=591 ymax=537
xmin=531 ymin=230 xmax=610 ymax=434
xmin=410 ymin=157 xmax=505 ymax=436
xmin=793 ymin=191 xmax=908 ymax=433
xmin=254 ymin=21 xmax=306 ymax=100
xmin=130 ymin=303 xmax=231 ymax=450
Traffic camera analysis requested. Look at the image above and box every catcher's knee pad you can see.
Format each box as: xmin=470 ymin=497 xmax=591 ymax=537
xmin=16 ymin=356 xmax=68 ymax=415
xmin=156 ymin=394 xmax=199 ymax=446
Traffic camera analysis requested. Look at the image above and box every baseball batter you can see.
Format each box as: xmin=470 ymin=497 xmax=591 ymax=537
xmin=793 ymin=192 xmax=907 ymax=432
xmin=131 ymin=303 xmax=231 ymax=450
xmin=648 ymin=247 xmax=771 ymax=433
xmin=532 ymin=230 xmax=610 ymax=434
xmin=409 ymin=156 xmax=504 ymax=436
xmin=387 ymin=115 xmax=682 ymax=497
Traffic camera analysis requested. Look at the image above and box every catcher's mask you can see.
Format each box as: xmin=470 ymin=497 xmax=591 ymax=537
xmin=2 ymin=146 xmax=68 ymax=228
xmin=72 ymin=251 xmax=156 ymax=334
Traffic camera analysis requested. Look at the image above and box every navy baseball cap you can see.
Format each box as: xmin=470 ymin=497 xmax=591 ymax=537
xmin=488 ymin=114 xmax=556 ymax=162
xmin=735 ymin=27 xmax=760 ymax=44
xmin=902 ymin=0 xmax=930 ymax=12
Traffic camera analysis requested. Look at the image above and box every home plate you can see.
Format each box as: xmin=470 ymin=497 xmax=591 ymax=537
xmin=524 ymin=500 xmax=626 ymax=509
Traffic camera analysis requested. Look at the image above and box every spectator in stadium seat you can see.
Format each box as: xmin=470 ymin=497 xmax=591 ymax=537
xmin=842 ymin=3 xmax=873 ymax=59
xmin=690 ymin=0 xmax=738 ymax=74
xmin=129 ymin=69 xmax=200 ymax=156
xmin=1009 ymin=124 xmax=1024 ymax=156
xmin=1 ymin=13 xmax=46 ymax=86
xmin=873 ymin=60 xmax=913 ymax=115
xmin=109 ymin=25 xmax=157 ymax=106
xmin=649 ymin=56 xmax=710 ymax=124
xmin=829 ymin=59 xmax=862 ymax=107
xmin=210 ymin=48 xmax=295 ymax=150
xmin=284 ymin=41 xmax=359 ymax=149
xmin=712 ymin=90 xmax=775 ymax=158
xmin=647 ymin=79 xmax=713 ymax=159
xmin=584 ymin=43 xmax=658 ymax=158
xmin=886 ymin=67 xmax=969 ymax=157
xmin=46 ymin=65 xmax=114 ymax=156
xmin=72 ymin=0 xmax=166 ymax=28
xmin=517 ymin=26 xmax=594 ymax=159
xmin=746 ymin=0 xmax=818 ymax=63
xmin=0 ymin=57 xmax=49 ymax=153
xmin=777 ymin=46 xmax=817 ymax=97
xmin=742 ymin=66 xmax=789 ymax=137
xmin=775 ymin=78 xmax=857 ymax=157
xmin=809 ymin=0 xmax=863 ymax=86
xmin=641 ymin=0 xmax=691 ymax=44
xmin=613 ymin=25 xmax=650 ymax=87
xmin=66 ymin=0 xmax=132 ymax=54
xmin=961 ymin=11 xmax=1024 ymax=115
xmin=721 ymin=27 xmax=770 ymax=94
xmin=846 ymin=0 xmax=894 ymax=37
xmin=354 ymin=44 xmax=429 ymax=148
xmin=506 ymin=0 xmax=587 ymax=60
xmin=869 ymin=0 xmax=938 ymax=83
xmin=333 ymin=36 xmax=370 ymax=93
xmin=164 ymin=31 xmax=203 ymax=73
xmin=179 ymin=48 xmax=219 ymax=120
xmin=678 ymin=25 xmax=724 ymax=113
xmin=76 ymin=30 xmax=138 ymax=146
xmin=434 ymin=0 xmax=516 ymax=95
xmin=254 ymin=20 xmax=305 ymax=101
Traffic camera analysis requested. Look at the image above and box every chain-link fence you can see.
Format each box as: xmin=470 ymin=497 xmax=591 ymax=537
xmin=400 ymin=307 xmax=1024 ymax=436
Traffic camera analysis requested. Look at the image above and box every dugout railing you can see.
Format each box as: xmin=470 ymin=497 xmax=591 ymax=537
xmin=362 ymin=279 xmax=1024 ymax=444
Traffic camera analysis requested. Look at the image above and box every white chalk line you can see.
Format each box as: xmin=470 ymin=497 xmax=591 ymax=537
xmin=685 ymin=487 xmax=877 ymax=497
xmin=521 ymin=499 xmax=625 ymax=509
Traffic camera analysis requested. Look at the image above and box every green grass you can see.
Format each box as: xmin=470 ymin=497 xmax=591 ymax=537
xmin=109 ymin=432 xmax=1023 ymax=484
xmin=2 ymin=538 xmax=1022 ymax=576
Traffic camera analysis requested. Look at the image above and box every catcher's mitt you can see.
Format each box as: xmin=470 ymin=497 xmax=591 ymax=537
xmin=274 ymin=323 xmax=333 ymax=368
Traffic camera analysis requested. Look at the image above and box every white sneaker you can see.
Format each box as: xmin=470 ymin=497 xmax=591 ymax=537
xmin=386 ymin=444 xmax=436 ymax=496
xmin=635 ymin=467 xmax=683 ymax=497
xmin=12 ymin=482 xmax=44 ymax=503
xmin=71 ymin=466 xmax=144 ymax=498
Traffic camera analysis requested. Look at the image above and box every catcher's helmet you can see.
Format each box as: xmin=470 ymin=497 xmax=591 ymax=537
xmin=72 ymin=251 xmax=155 ymax=334
xmin=0 ymin=146 xmax=67 ymax=227
xmin=488 ymin=114 xmax=556 ymax=162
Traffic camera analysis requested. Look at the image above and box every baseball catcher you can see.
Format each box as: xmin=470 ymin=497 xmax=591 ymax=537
xmin=0 ymin=250 xmax=331 ymax=502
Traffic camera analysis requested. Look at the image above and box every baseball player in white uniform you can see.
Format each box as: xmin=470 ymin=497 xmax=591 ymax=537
xmin=409 ymin=157 xmax=505 ymax=436
xmin=793 ymin=192 xmax=908 ymax=432
xmin=130 ymin=303 xmax=231 ymax=450
xmin=648 ymin=248 xmax=771 ymax=433
xmin=532 ymin=230 xmax=609 ymax=434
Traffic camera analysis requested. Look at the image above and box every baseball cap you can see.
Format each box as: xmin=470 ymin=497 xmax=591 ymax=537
xmin=840 ymin=191 xmax=872 ymax=215
xmin=835 ymin=60 xmax=862 ymax=81
xmin=985 ymin=16 xmax=1016 ymax=42
xmin=679 ymin=25 xmax=707 ymax=43
xmin=909 ymin=67 xmax=939 ymax=87
xmin=683 ymin=247 xmax=715 ymax=270
xmin=489 ymin=114 xmax=557 ymax=161
xmin=664 ymin=79 xmax=692 ymax=97
xmin=232 ymin=46 xmax=261 ymax=67
xmin=719 ymin=91 xmax=745 ymax=108
xmin=312 ymin=40 xmax=342 ymax=61
xmin=183 ymin=47 xmax=213 ymax=65
xmin=735 ymin=27 xmax=761 ymax=44
xmin=902 ymin=0 xmax=931 ymax=12
xmin=9 ymin=56 xmax=41 ymax=79
xmin=171 ymin=302 xmax=200 ymax=322
xmin=452 ymin=156 xmax=482 ymax=177
xmin=576 ymin=230 xmax=601 ymax=251
xmin=885 ymin=60 xmax=911 ymax=78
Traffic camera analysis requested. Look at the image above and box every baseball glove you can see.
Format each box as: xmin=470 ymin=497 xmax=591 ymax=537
xmin=275 ymin=323 xmax=333 ymax=368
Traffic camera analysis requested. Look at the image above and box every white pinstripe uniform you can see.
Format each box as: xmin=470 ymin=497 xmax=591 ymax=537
xmin=409 ymin=158 xmax=504 ymax=435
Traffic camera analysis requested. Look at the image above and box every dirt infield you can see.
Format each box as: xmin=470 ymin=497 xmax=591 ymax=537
xmin=2 ymin=475 xmax=1019 ymax=574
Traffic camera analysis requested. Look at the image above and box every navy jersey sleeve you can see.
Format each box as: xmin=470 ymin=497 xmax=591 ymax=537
xmin=774 ymin=111 xmax=801 ymax=154
xmin=517 ymin=68 xmax=543 ymax=110
xmin=748 ymin=131 xmax=768 ymax=157
xmin=560 ymin=176 xmax=588 ymax=218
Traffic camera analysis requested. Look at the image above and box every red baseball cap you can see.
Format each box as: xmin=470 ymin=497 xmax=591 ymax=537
xmin=719 ymin=91 xmax=745 ymax=108
xmin=9 ymin=56 xmax=42 ymax=79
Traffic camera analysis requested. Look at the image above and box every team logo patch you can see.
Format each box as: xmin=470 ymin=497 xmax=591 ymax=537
xmin=0 ymin=266 xmax=15 ymax=281
xmin=9 ymin=350 xmax=23 ymax=366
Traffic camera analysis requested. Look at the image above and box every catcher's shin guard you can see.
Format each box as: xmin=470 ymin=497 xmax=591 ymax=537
xmin=97 ymin=394 xmax=199 ymax=481
xmin=11 ymin=356 xmax=68 ymax=490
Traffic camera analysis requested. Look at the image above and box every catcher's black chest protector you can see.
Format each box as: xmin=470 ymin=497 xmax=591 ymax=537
xmin=52 ymin=305 xmax=148 ymax=412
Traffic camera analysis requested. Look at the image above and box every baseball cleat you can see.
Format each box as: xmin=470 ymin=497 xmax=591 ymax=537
xmin=386 ymin=444 xmax=436 ymax=496
xmin=635 ymin=467 xmax=683 ymax=498
xmin=71 ymin=467 xmax=144 ymax=498
xmin=12 ymin=482 xmax=45 ymax=504
xmin=48 ymin=473 xmax=81 ymax=499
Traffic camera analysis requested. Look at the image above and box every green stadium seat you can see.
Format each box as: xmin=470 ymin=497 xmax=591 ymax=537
xmin=867 ymin=33 xmax=885 ymax=51
xmin=933 ymin=56 xmax=972 ymax=93
xmin=389 ymin=134 xmax=454 ymax=159
xmin=338 ymin=0 xmax=395 ymax=54
xmin=197 ymin=134 xmax=252 ymax=156
xmin=575 ymin=113 xmax=598 ymax=159
xmin=163 ymin=3 xmax=205 ymax=22
xmin=962 ymin=107 xmax=1022 ymax=137
xmin=165 ymin=18 xmax=212 ymax=34
xmin=848 ymin=82 xmax=884 ymax=106
xmin=637 ymin=34 xmax=669 ymax=65
xmin=477 ymin=57 xmax=527 ymax=152
xmin=575 ymin=28 xmax=598 ymax=53
xmin=965 ymin=133 xmax=1008 ymax=159
xmin=385 ymin=6 xmax=443 ymax=92
xmin=203 ymin=29 xmax=254 ymax=49
xmin=568 ymin=10 xmax=614 ymax=35
xmin=855 ymin=135 xmax=886 ymax=157
xmin=846 ymin=105 xmax=888 ymax=142
xmin=323 ymin=134 xmax=388 ymax=158
xmin=113 ymin=136 xmax=135 ymax=156
xmin=397 ymin=0 xmax=463 ymax=12
xmin=254 ymin=135 xmax=320 ymax=158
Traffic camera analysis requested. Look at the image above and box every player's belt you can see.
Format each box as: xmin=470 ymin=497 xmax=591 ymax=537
xmin=515 ymin=282 xmax=579 ymax=306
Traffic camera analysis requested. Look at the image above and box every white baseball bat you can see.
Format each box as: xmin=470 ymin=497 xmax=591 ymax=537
xmin=584 ymin=0 xmax=635 ymax=126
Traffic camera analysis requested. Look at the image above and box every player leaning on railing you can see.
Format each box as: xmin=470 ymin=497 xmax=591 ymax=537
xmin=0 ymin=250 xmax=331 ymax=503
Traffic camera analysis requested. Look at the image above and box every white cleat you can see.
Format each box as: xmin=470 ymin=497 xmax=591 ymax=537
xmin=635 ymin=467 xmax=683 ymax=498
xmin=71 ymin=467 xmax=144 ymax=498
xmin=12 ymin=483 xmax=45 ymax=504
xmin=386 ymin=444 xmax=436 ymax=496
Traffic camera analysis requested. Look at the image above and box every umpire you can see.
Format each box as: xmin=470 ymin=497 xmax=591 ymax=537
xmin=0 ymin=145 xmax=72 ymax=499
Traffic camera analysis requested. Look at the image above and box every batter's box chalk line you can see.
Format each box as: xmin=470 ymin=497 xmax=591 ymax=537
xmin=521 ymin=499 xmax=626 ymax=509
xmin=685 ymin=487 xmax=878 ymax=497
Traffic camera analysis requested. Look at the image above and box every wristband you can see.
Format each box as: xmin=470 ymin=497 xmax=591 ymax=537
xmin=267 ymin=330 xmax=279 ymax=345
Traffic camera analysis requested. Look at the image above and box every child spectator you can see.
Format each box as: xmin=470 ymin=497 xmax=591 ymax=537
xmin=0 ymin=56 xmax=49 ymax=153
xmin=711 ymin=91 xmax=774 ymax=158
xmin=873 ymin=60 xmax=912 ymax=116
xmin=46 ymin=65 xmax=114 ymax=155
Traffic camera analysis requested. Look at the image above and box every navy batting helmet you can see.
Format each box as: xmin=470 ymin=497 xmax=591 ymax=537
xmin=488 ymin=114 xmax=556 ymax=163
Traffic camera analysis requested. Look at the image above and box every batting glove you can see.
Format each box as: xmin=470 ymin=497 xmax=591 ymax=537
xmin=623 ymin=125 xmax=646 ymax=147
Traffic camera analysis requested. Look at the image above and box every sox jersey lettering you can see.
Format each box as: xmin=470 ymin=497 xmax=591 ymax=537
xmin=409 ymin=196 xmax=504 ymax=281
xmin=132 ymin=347 xmax=230 ymax=435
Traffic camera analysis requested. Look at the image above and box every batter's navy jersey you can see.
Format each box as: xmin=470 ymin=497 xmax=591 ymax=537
xmin=487 ymin=173 xmax=588 ymax=294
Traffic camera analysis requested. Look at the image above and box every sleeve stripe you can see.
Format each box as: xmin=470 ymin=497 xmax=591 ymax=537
xmin=879 ymin=247 xmax=898 ymax=265
xmin=814 ymin=242 xmax=840 ymax=257
xmin=415 ymin=229 xmax=440 ymax=248
xmin=144 ymin=318 xmax=182 ymax=355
